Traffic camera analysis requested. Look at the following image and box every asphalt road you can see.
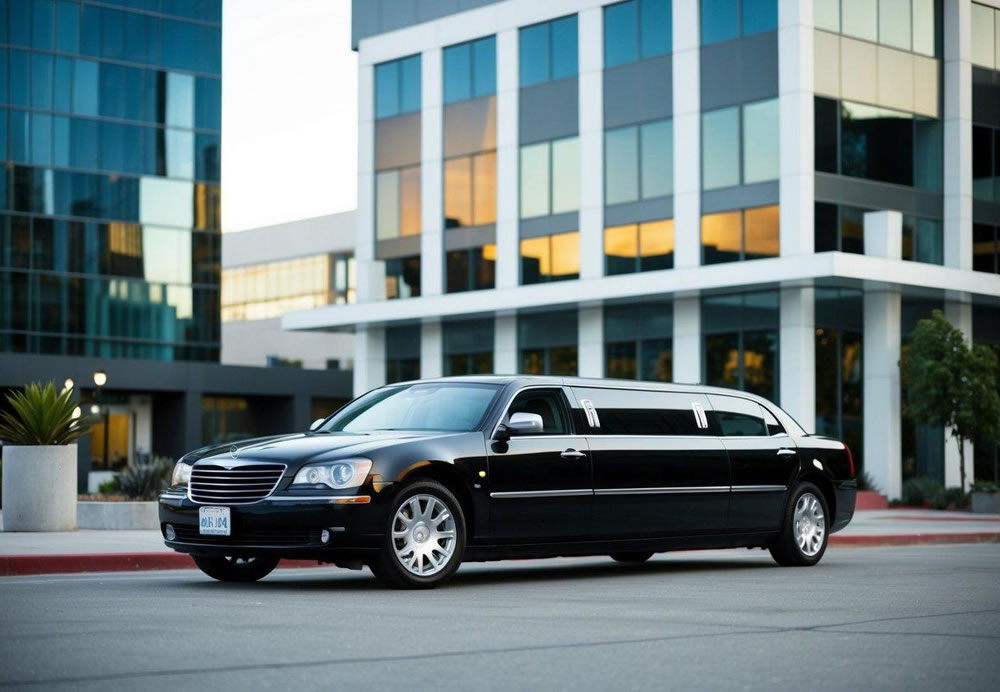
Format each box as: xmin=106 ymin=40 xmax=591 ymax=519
xmin=1 ymin=544 xmax=998 ymax=691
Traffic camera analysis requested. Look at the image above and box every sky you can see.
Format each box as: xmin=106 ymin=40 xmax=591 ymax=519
xmin=221 ymin=0 xmax=358 ymax=233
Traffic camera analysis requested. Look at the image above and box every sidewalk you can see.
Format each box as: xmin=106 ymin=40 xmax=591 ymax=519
xmin=1 ymin=508 xmax=999 ymax=576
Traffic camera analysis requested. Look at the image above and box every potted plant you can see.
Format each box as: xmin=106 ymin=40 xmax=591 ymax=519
xmin=900 ymin=310 xmax=1000 ymax=495
xmin=971 ymin=481 xmax=1000 ymax=514
xmin=0 ymin=382 xmax=95 ymax=531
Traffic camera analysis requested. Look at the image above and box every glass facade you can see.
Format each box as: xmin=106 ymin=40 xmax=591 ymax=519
xmin=604 ymin=0 xmax=671 ymax=68
xmin=815 ymin=97 xmax=943 ymax=191
xmin=702 ymin=291 xmax=779 ymax=401
xmin=221 ymin=253 xmax=355 ymax=322
xmin=815 ymin=287 xmax=864 ymax=473
xmin=604 ymin=301 xmax=672 ymax=381
xmin=443 ymin=36 xmax=495 ymax=105
xmin=375 ymin=55 xmax=421 ymax=243
xmin=816 ymin=0 xmax=939 ymax=57
xmin=901 ymin=297 xmax=945 ymax=483
xmin=701 ymin=0 xmax=778 ymax=46
xmin=1 ymin=0 xmax=221 ymax=361
xmin=386 ymin=324 xmax=420 ymax=384
xmin=605 ymin=119 xmax=673 ymax=205
xmin=973 ymin=124 xmax=1000 ymax=202
xmin=519 ymin=15 xmax=577 ymax=87
xmin=974 ymin=223 xmax=1000 ymax=274
xmin=519 ymin=136 xmax=579 ymax=218
xmin=446 ymin=245 xmax=495 ymax=293
xmin=702 ymin=99 xmax=778 ymax=190
xmin=702 ymin=205 xmax=779 ymax=264
xmin=443 ymin=318 xmax=493 ymax=376
xmin=814 ymin=202 xmax=943 ymax=264
xmin=604 ymin=219 xmax=674 ymax=274
xmin=971 ymin=3 xmax=1000 ymax=69
xmin=521 ymin=232 xmax=580 ymax=284
xmin=384 ymin=256 xmax=420 ymax=300
xmin=519 ymin=309 xmax=578 ymax=375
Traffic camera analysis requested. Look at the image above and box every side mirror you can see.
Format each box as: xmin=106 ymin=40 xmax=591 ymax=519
xmin=507 ymin=412 xmax=544 ymax=435
xmin=309 ymin=418 xmax=325 ymax=431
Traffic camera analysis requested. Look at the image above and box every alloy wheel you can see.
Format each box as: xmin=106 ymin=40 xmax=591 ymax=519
xmin=391 ymin=494 xmax=457 ymax=577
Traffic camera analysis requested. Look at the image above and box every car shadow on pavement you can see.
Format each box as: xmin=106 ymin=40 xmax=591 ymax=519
xmin=172 ymin=554 xmax=780 ymax=592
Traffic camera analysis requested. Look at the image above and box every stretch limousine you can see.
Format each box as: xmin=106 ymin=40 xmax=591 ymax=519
xmin=159 ymin=376 xmax=857 ymax=588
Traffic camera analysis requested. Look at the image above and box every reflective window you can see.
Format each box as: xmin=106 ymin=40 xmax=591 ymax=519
xmin=702 ymin=0 xmax=776 ymax=45
xmin=974 ymin=223 xmax=1000 ymax=273
xmin=604 ymin=301 xmax=673 ymax=381
xmin=708 ymin=395 xmax=768 ymax=437
xmin=972 ymin=3 xmax=997 ymax=69
xmin=879 ymin=0 xmax=911 ymax=51
xmin=221 ymin=253 xmax=354 ymax=322
xmin=742 ymin=98 xmax=779 ymax=184
xmin=444 ymin=36 xmax=495 ymax=104
xmin=702 ymin=291 xmax=779 ymax=401
xmin=702 ymin=205 xmax=779 ymax=264
xmin=842 ymin=0 xmax=878 ymax=42
xmin=520 ymin=136 xmax=579 ymax=217
xmin=520 ymin=15 xmax=578 ymax=87
xmin=72 ymin=60 xmax=100 ymax=116
xmin=376 ymin=166 xmax=421 ymax=240
xmin=443 ymin=319 xmax=494 ymax=375
xmin=604 ymin=0 xmax=672 ymax=69
xmin=823 ymin=0 xmax=938 ymax=57
xmin=605 ymin=126 xmax=639 ymax=204
xmin=446 ymin=245 xmax=495 ymax=293
xmin=702 ymin=107 xmax=740 ymax=189
xmin=384 ymin=256 xmax=421 ymax=300
xmin=375 ymin=55 xmax=421 ymax=119
xmin=703 ymin=99 xmax=777 ymax=190
xmin=445 ymin=151 xmax=495 ymax=228
xmin=385 ymin=326 xmax=421 ymax=384
xmin=901 ymin=215 xmax=943 ymax=265
xmin=56 ymin=0 xmax=80 ymax=53
xmin=605 ymin=119 xmax=673 ymax=204
xmin=815 ymin=288 xmax=864 ymax=470
xmin=519 ymin=310 xmax=578 ymax=376
xmin=519 ymin=143 xmax=550 ymax=217
xmin=521 ymin=231 xmax=580 ymax=284
xmin=973 ymin=125 xmax=999 ymax=202
xmin=552 ymin=137 xmax=580 ymax=213
xmin=605 ymin=219 xmax=674 ymax=274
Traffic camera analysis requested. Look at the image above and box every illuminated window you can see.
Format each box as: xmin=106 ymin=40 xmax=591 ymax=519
xmin=521 ymin=231 xmax=580 ymax=284
xmin=604 ymin=219 xmax=674 ymax=274
xmin=702 ymin=205 xmax=779 ymax=264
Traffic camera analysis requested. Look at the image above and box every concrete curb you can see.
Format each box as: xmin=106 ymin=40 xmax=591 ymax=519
xmin=1 ymin=532 xmax=998 ymax=576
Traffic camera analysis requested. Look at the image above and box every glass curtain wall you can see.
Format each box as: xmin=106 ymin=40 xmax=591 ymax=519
xmin=386 ymin=324 xmax=421 ymax=384
xmin=702 ymin=291 xmax=779 ymax=401
xmin=604 ymin=301 xmax=673 ymax=381
xmin=443 ymin=319 xmax=494 ymax=375
xmin=519 ymin=310 xmax=578 ymax=375
xmin=815 ymin=287 xmax=864 ymax=473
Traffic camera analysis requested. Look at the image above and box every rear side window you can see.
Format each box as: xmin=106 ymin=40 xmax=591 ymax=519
xmin=761 ymin=405 xmax=785 ymax=436
xmin=571 ymin=387 xmax=710 ymax=436
xmin=707 ymin=394 xmax=767 ymax=437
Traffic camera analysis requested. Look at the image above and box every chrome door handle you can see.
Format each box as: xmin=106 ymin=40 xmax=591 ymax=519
xmin=777 ymin=448 xmax=797 ymax=456
xmin=561 ymin=449 xmax=587 ymax=460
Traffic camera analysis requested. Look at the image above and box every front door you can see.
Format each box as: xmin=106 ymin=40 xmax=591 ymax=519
xmin=487 ymin=388 xmax=593 ymax=541
xmin=576 ymin=387 xmax=731 ymax=538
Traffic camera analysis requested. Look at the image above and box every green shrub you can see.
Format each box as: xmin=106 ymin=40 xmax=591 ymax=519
xmin=971 ymin=481 xmax=1000 ymax=493
xmin=901 ymin=478 xmax=945 ymax=507
xmin=98 ymin=476 xmax=121 ymax=495
xmin=933 ymin=487 xmax=970 ymax=510
xmin=0 ymin=382 xmax=96 ymax=445
xmin=118 ymin=455 xmax=172 ymax=500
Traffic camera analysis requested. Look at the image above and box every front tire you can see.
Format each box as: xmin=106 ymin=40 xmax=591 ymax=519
xmin=769 ymin=482 xmax=829 ymax=567
xmin=193 ymin=555 xmax=280 ymax=582
xmin=369 ymin=481 xmax=466 ymax=589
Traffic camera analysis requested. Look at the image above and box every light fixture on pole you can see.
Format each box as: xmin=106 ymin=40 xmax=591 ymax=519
xmin=93 ymin=370 xmax=108 ymax=387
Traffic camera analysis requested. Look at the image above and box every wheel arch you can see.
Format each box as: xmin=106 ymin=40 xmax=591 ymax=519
xmin=795 ymin=470 xmax=837 ymax=519
xmin=394 ymin=462 xmax=477 ymax=542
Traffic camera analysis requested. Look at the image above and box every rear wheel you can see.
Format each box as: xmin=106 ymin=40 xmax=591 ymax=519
xmin=193 ymin=555 xmax=280 ymax=582
xmin=610 ymin=551 xmax=654 ymax=563
xmin=769 ymin=482 xmax=829 ymax=567
xmin=369 ymin=481 xmax=466 ymax=589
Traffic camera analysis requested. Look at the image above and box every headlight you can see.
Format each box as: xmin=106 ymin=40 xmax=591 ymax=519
xmin=171 ymin=461 xmax=192 ymax=487
xmin=292 ymin=458 xmax=372 ymax=490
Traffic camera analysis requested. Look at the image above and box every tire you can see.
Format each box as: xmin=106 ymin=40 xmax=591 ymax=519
xmin=192 ymin=554 xmax=281 ymax=582
xmin=610 ymin=551 xmax=654 ymax=563
xmin=769 ymin=482 xmax=830 ymax=567
xmin=369 ymin=480 xmax=466 ymax=589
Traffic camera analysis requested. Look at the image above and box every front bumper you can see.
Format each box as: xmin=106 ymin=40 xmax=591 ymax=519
xmin=158 ymin=491 xmax=390 ymax=560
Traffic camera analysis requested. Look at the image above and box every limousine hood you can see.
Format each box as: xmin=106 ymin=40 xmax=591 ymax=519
xmin=183 ymin=430 xmax=467 ymax=469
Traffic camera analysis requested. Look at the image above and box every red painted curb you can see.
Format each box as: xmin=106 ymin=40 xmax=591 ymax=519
xmin=830 ymin=532 xmax=1000 ymax=547
xmin=0 ymin=553 xmax=337 ymax=577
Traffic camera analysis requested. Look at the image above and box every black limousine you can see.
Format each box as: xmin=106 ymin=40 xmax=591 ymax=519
xmin=160 ymin=377 xmax=856 ymax=588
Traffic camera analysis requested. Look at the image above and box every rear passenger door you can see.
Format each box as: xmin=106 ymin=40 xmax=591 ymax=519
xmin=574 ymin=387 xmax=731 ymax=538
xmin=707 ymin=394 xmax=798 ymax=532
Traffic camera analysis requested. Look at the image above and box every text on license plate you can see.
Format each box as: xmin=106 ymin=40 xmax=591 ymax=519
xmin=199 ymin=506 xmax=231 ymax=536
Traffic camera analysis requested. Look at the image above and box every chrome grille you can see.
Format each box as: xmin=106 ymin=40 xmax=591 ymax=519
xmin=188 ymin=463 xmax=285 ymax=504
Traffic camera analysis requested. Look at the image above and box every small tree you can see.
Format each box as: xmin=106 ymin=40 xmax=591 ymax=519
xmin=900 ymin=310 xmax=1000 ymax=491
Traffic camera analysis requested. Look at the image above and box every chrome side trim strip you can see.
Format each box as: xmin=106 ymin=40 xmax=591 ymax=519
xmin=731 ymin=484 xmax=787 ymax=493
xmin=595 ymin=486 xmax=731 ymax=495
xmin=489 ymin=489 xmax=593 ymax=499
xmin=268 ymin=495 xmax=370 ymax=503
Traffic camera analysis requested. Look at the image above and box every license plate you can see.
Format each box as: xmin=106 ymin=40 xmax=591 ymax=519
xmin=199 ymin=506 xmax=231 ymax=536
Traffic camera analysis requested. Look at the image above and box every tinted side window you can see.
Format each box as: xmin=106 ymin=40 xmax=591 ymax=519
xmin=507 ymin=389 xmax=572 ymax=435
xmin=707 ymin=394 xmax=767 ymax=437
xmin=761 ymin=405 xmax=785 ymax=436
xmin=572 ymin=388 xmax=708 ymax=436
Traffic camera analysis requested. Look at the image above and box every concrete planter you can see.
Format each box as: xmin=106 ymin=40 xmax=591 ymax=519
xmin=971 ymin=491 xmax=1000 ymax=514
xmin=1 ymin=444 xmax=77 ymax=531
xmin=77 ymin=501 xmax=159 ymax=530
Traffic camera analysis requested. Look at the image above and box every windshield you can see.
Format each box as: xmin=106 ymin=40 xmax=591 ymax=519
xmin=319 ymin=383 xmax=502 ymax=433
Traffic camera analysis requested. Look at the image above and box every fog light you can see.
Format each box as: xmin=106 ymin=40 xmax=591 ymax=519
xmin=320 ymin=529 xmax=331 ymax=544
xmin=164 ymin=524 xmax=176 ymax=541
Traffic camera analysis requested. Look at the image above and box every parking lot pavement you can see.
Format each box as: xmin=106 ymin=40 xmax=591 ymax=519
xmin=1 ymin=543 xmax=997 ymax=692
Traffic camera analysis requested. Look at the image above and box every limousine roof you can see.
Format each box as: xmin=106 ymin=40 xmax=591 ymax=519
xmin=387 ymin=376 xmax=809 ymax=435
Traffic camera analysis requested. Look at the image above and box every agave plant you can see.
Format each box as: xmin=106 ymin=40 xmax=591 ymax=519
xmin=118 ymin=455 xmax=173 ymax=500
xmin=0 ymin=382 xmax=97 ymax=445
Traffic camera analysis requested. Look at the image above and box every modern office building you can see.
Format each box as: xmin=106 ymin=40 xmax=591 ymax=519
xmin=283 ymin=0 xmax=1000 ymax=499
xmin=0 ymin=0 xmax=351 ymax=488
xmin=221 ymin=212 xmax=356 ymax=371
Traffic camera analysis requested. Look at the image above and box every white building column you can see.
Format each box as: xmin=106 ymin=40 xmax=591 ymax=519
xmin=943 ymin=0 xmax=973 ymax=270
xmin=578 ymin=7 xmax=604 ymax=280
xmin=944 ymin=300 xmax=975 ymax=489
xmin=420 ymin=319 xmax=443 ymax=379
xmin=778 ymin=0 xmax=814 ymax=256
xmin=420 ymin=47 xmax=444 ymax=296
xmin=355 ymin=62 xmax=377 ymax=303
xmin=864 ymin=289 xmax=902 ymax=500
xmin=578 ymin=305 xmax=603 ymax=377
xmin=864 ymin=210 xmax=903 ymax=259
xmin=495 ymin=29 xmax=520 ymax=290
xmin=672 ymin=0 xmax=701 ymax=269
xmin=353 ymin=326 xmax=386 ymax=396
xmin=494 ymin=313 xmax=518 ymax=374
xmin=780 ymin=286 xmax=815 ymax=427
xmin=672 ymin=295 xmax=701 ymax=384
